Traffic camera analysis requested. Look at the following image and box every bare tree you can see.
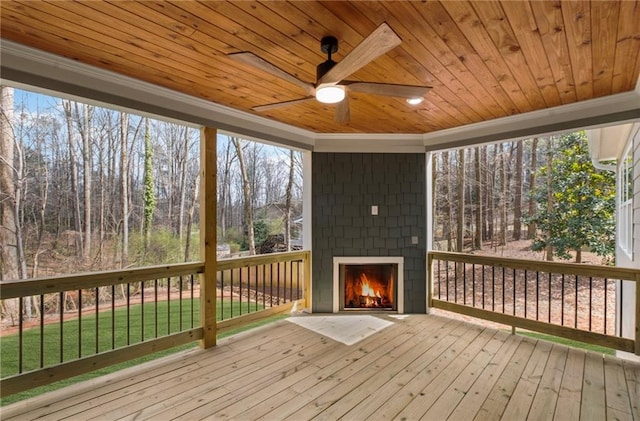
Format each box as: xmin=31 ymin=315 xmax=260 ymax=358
xmin=474 ymin=147 xmax=482 ymax=249
xmin=62 ymin=100 xmax=83 ymax=256
xmin=498 ymin=143 xmax=507 ymax=246
xmin=232 ymin=137 xmax=256 ymax=255
xmin=120 ymin=112 xmax=129 ymax=265
xmin=284 ymin=150 xmax=295 ymax=251
xmin=456 ymin=149 xmax=465 ymax=252
xmin=75 ymin=103 xmax=93 ymax=260
xmin=512 ymin=140 xmax=523 ymax=240
xmin=527 ymin=138 xmax=538 ymax=239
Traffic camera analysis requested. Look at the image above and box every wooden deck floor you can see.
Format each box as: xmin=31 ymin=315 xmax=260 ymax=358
xmin=2 ymin=314 xmax=639 ymax=420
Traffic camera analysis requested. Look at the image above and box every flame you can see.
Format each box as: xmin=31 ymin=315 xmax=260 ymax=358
xmin=360 ymin=274 xmax=381 ymax=298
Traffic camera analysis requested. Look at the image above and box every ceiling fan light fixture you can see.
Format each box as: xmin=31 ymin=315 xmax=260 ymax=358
xmin=406 ymin=97 xmax=424 ymax=105
xmin=315 ymin=85 xmax=345 ymax=104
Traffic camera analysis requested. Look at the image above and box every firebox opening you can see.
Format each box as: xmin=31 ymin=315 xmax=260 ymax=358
xmin=340 ymin=264 xmax=397 ymax=311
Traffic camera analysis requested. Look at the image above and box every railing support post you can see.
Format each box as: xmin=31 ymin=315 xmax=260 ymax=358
xmin=303 ymin=251 xmax=312 ymax=312
xmin=200 ymin=127 xmax=217 ymax=348
xmin=427 ymin=252 xmax=433 ymax=313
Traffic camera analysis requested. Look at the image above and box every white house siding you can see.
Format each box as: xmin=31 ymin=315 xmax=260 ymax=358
xmin=617 ymin=124 xmax=640 ymax=361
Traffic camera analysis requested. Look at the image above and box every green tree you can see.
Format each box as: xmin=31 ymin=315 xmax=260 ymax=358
xmin=526 ymin=132 xmax=615 ymax=263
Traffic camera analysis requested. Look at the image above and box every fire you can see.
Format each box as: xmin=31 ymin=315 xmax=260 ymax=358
xmin=360 ymin=274 xmax=381 ymax=298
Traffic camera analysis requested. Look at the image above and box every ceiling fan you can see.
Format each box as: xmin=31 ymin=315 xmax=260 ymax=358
xmin=228 ymin=22 xmax=431 ymax=124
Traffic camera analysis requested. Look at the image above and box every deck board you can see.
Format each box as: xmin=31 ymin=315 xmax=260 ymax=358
xmin=1 ymin=314 xmax=639 ymax=421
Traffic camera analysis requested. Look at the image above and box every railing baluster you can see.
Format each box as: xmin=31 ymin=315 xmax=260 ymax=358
xmin=40 ymin=294 xmax=45 ymax=368
xmin=191 ymin=274 xmax=195 ymax=328
xmin=454 ymin=261 xmax=458 ymax=304
xmin=78 ymin=289 xmax=82 ymax=358
xmin=472 ymin=263 xmax=475 ymax=307
xmin=277 ymin=262 xmax=281 ymax=306
xmin=524 ymin=271 xmax=527 ymax=319
xmin=492 ymin=266 xmax=495 ymax=312
xmin=481 ymin=264 xmax=485 ymax=309
xmin=502 ymin=267 xmax=506 ymax=314
xmin=561 ymin=274 xmax=565 ymax=326
xmin=60 ymin=291 xmax=64 ymax=363
xmin=536 ymin=270 xmax=540 ymax=320
xmin=221 ymin=271 xmax=225 ymax=321
xmin=512 ymin=269 xmax=516 ymax=316
xmin=111 ymin=285 xmax=115 ymax=350
xmin=127 ymin=283 xmax=131 ymax=345
xmin=575 ymin=275 xmax=578 ymax=329
xmin=155 ymin=279 xmax=159 ymax=337
xmin=604 ymin=278 xmax=608 ymax=335
xmin=95 ymin=288 xmax=99 ymax=353
xmin=179 ymin=276 xmax=183 ymax=330
xmin=167 ymin=277 xmax=171 ymax=334
xmin=548 ymin=272 xmax=552 ymax=324
xmin=262 ymin=265 xmax=266 ymax=309
xmin=19 ymin=297 xmax=23 ymax=373
xmin=142 ymin=281 xmax=145 ymax=341
xmin=589 ymin=276 xmax=593 ymax=332
xmin=437 ymin=260 xmax=441 ymax=299
xmin=446 ymin=260 xmax=449 ymax=302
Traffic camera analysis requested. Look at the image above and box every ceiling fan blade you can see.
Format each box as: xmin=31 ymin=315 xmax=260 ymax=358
xmin=335 ymin=93 xmax=350 ymax=124
xmin=229 ymin=52 xmax=315 ymax=96
xmin=253 ymin=97 xmax=315 ymax=112
xmin=345 ymin=82 xmax=431 ymax=99
xmin=318 ymin=22 xmax=402 ymax=85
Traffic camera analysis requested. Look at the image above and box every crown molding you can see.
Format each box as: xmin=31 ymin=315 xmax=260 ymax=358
xmin=422 ymin=89 xmax=640 ymax=151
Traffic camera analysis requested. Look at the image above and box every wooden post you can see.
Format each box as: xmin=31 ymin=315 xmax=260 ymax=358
xmin=200 ymin=127 xmax=217 ymax=348
xmin=303 ymin=251 xmax=312 ymax=312
xmin=427 ymin=252 xmax=433 ymax=313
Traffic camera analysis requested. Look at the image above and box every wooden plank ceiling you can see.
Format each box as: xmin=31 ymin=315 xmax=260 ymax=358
xmin=1 ymin=1 xmax=639 ymax=134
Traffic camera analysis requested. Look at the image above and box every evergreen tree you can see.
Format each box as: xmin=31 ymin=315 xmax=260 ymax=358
xmin=526 ymin=132 xmax=615 ymax=262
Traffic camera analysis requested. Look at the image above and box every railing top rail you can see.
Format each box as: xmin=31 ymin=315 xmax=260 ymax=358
xmin=428 ymin=250 xmax=640 ymax=281
xmin=217 ymin=250 xmax=310 ymax=271
xmin=0 ymin=262 xmax=205 ymax=300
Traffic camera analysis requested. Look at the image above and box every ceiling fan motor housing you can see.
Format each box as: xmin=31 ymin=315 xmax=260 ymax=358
xmin=317 ymin=36 xmax=339 ymax=81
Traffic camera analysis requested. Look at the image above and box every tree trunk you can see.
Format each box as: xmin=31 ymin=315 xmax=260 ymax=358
xmin=527 ymin=138 xmax=538 ymax=239
xmin=120 ymin=112 xmax=129 ymax=265
xmin=442 ymin=151 xmax=452 ymax=251
xmin=63 ymin=101 xmax=83 ymax=256
xmin=143 ymin=118 xmax=156 ymax=250
xmin=77 ymin=103 xmax=92 ymax=261
xmin=486 ymin=145 xmax=494 ymax=243
xmin=456 ymin=149 xmax=465 ymax=252
xmin=284 ymin=150 xmax=295 ymax=251
xmin=184 ymin=174 xmax=199 ymax=262
xmin=513 ymin=140 xmax=523 ymax=240
xmin=545 ymin=137 xmax=554 ymax=261
xmin=232 ymin=137 xmax=255 ymax=254
xmin=178 ymin=127 xmax=189 ymax=241
xmin=0 ymin=86 xmax=21 ymax=324
xmin=474 ymin=147 xmax=482 ymax=249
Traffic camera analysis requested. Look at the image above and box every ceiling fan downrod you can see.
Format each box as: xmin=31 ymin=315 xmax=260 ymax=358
xmin=317 ymin=36 xmax=339 ymax=81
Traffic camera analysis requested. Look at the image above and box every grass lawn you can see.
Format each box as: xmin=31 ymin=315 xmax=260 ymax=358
xmin=1 ymin=298 xmax=273 ymax=406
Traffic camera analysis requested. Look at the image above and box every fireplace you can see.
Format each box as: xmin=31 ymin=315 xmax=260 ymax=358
xmin=333 ymin=257 xmax=404 ymax=313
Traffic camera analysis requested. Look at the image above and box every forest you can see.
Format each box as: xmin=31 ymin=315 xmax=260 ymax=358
xmin=1 ymin=85 xmax=618 ymax=285
xmin=0 ymin=86 xmax=303 ymax=285
xmin=432 ymin=131 xmax=617 ymax=264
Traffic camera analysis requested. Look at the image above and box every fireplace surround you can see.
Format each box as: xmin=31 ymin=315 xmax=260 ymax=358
xmin=333 ymin=256 xmax=404 ymax=313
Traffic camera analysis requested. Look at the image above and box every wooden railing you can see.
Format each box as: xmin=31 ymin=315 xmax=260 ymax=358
xmin=0 ymin=251 xmax=311 ymax=397
xmin=428 ymin=251 xmax=640 ymax=355
xmin=216 ymin=250 xmax=311 ymax=334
